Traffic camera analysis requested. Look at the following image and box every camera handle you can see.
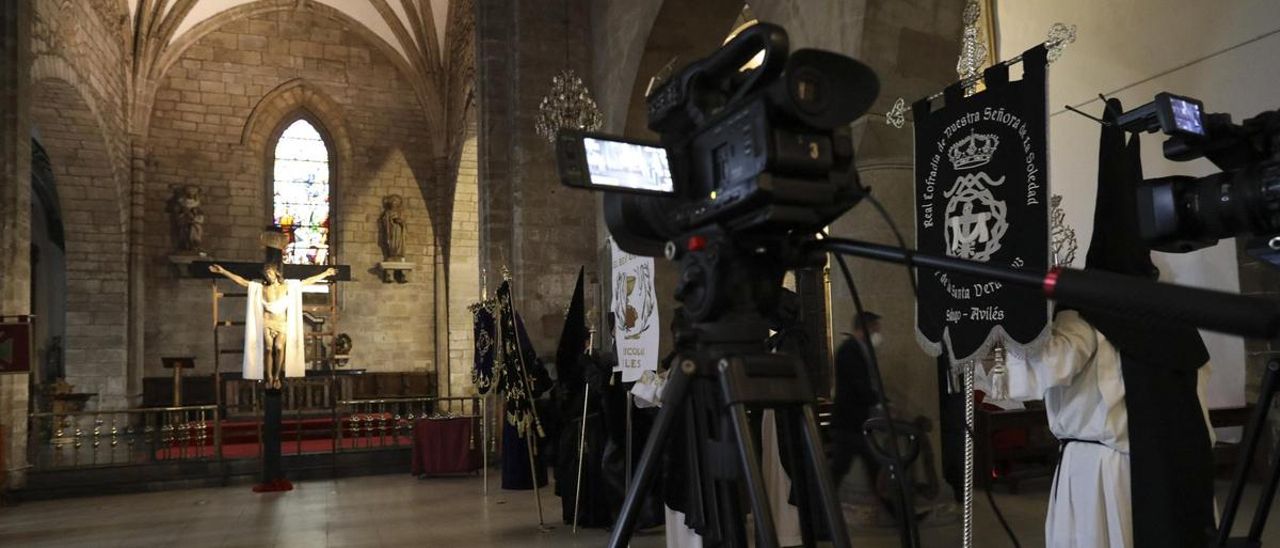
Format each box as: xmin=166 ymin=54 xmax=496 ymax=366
xmin=808 ymin=237 xmax=1280 ymax=340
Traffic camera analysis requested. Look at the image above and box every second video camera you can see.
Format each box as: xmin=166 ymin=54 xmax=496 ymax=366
xmin=1119 ymin=92 xmax=1280 ymax=253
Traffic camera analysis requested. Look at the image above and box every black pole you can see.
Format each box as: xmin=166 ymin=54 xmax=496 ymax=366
xmin=263 ymin=388 xmax=283 ymax=484
xmin=809 ymin=238 xmax=1280 ymax=340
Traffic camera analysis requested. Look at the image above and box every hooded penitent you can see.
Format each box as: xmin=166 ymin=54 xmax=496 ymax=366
xmin=1080 ymin=98 xmax=1214 ymax=547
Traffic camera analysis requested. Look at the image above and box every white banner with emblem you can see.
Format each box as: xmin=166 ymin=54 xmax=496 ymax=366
xmin=610 ymin=239 xmax=660 ymax=382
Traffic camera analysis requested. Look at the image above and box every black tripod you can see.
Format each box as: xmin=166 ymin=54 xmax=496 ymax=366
xmin=1215 ymin=358 xmax=1280 ymax=547
xmin=607 ymin=235 xmax=851 ymax=548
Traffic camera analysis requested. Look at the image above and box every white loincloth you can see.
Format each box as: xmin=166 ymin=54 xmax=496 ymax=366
xmin=243 ymin=280 xmax=306 ymax=380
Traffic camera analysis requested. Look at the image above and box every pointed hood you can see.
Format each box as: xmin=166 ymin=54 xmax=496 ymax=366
xmin=1079 ymin=98 xmax=1208 ymax=370
xmin=555 ymin=267 xmax=588 ymax=375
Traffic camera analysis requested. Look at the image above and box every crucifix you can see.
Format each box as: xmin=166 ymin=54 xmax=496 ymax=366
xmin=207 ymin=261 xmax=336 ymax=389
xmin=192 ymin=229 xmax=350 ymax=492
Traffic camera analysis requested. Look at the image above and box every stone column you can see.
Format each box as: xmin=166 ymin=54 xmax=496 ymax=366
xmin=476 ymin=0 xmax=599 ymax=354
xmin=0 ymin=0 xmax=32 ymax=489
xmin=127 ymin=139 xmax=146 ymax=407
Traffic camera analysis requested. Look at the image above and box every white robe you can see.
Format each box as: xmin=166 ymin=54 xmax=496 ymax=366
xmin=989 ymin=310 xmax=1213 ymax=548
xmin=761 ymin=409 xmax=804 ymax=547
xmin=243 ymin=280 xmax=306 ymax=380
xmin=663 ymin=411 xmax=803 ymax=548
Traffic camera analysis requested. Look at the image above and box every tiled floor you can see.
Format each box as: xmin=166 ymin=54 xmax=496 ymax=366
xmin=1 ymin=472 xmax=1277 ymax=547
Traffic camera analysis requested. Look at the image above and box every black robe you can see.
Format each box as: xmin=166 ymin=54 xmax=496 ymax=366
xmin=1081 ymin=99 xmax=1215 ymax=547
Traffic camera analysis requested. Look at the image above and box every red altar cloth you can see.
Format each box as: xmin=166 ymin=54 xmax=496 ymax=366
xmin=411 ymin=417 xmax=479 ymax=476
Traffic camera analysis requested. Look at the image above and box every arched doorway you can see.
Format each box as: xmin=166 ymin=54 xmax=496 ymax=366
xmin=29 ymin=76 xmax=129 ymax=409
xmin=29 ymin=137 xmax=67 ymax=387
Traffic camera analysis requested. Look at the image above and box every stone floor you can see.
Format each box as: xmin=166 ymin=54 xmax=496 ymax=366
xmin=0 ymin=472 xmax=1277 ymax=547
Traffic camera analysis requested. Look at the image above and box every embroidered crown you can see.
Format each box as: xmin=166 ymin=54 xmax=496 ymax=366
xmin=948 ymin=130 xmax=999 ymax=170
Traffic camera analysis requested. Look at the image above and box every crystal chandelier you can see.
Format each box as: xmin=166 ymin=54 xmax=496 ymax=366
xmin=535 ymin=70 xmax=604 ymax=143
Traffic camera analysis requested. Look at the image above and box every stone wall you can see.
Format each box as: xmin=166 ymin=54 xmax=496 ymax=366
xmin=143 ymin=9 xmax=440 ymax=379
xmin=0 ymin=0 xmax=32 ymax=489
xmin=476 ymin=0 xmax=599 ymax=356
xmin=447 ymin=118 xmax=480 ymax=394
xmin=30 ymin=0 xmax=132 ymax=409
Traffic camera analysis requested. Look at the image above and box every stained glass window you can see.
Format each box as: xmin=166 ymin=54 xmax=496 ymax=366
xmin=272 ymin=119 xmax=330 ymax=265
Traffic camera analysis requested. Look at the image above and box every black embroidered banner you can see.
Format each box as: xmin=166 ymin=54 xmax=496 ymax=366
xmin=913 ymin=45 xmax=1051 ymax=362
xmin=471 ymin=302 xmax=496 ymax=394
xmin=495 ymin=280 xmax=548 ymax=437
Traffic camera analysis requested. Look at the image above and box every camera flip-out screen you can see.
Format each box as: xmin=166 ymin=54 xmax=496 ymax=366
xmin=583 ymin=137 xmax=675 ymax=194
xmin=1169 ymin=96 xmax=1205 ymax=136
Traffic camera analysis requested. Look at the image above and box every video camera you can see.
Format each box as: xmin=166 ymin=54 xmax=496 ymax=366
xmin=555 ymin=22 xmax=880 ymax=258
xmin=1118 ymin=93 xmax=1280 ymax=254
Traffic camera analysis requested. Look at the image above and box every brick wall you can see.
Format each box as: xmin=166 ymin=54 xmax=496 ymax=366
xmin=143 ymin=10 xmax=441 ymax=380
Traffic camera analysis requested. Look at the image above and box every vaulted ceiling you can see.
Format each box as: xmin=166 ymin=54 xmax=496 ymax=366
xmin=124 ymin=0 xmax=473 ymax=159
xmin=127 ymin=0 xmax=451 ymax=70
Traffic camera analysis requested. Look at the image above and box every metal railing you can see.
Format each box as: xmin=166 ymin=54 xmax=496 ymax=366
xmin=28 ymin=405 xmax=221 ymax=470
xmin=25 ymin=394 xmax=495 ymax=483
xmin=333 ymin=395 xmax=489 ymax=488
xmin=334 ymin=396 xmax=484 ymax=452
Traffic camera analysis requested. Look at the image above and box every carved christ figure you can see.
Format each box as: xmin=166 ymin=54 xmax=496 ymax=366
xmin=208 ymin=263 xmax=336 ymax=389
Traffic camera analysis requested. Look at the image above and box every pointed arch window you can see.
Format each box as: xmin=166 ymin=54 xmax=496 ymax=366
xmin=271 ymin=118 xmax=331 ymax=265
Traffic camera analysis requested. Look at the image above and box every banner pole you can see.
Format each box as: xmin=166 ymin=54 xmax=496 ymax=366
xmin=625 ymin=391 xmax=633 ymax=492
xmin=962 ymin=360 xmax=976 ymax=548
xmin=573 ymin=382 xmax=590 ymax=533
xmin=482 ymin=394 xmax=489 ymax=496
xmin=525 ymin=426 xmax=547 ymax=528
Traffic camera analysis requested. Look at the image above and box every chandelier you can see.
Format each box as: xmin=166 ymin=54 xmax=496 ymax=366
xmin=535 ymin=70 xmax=604 ymax=143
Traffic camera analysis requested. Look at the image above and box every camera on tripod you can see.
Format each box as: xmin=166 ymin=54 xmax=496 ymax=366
xmin=555 ymin=22 xmax=880 ymax=259
xmin=1118 ymin=92 xmax=1280 ymax=254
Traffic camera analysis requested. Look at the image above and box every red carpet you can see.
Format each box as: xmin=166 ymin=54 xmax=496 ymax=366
xmin=155 ymin=433 xmax=412 ymax=460
xmin=252 ymin=479 xmax=294 ymax=492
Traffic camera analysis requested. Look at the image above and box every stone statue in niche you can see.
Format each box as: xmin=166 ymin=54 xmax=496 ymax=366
xmin=168 ymin=185 xmax=206 ymax=255
xmin=378 ymin=194 xmax=413 ymax=283
xmin=380 ymin=194 xmax=407 ymax=260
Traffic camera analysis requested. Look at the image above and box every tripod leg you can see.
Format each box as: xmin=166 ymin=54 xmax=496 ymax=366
xmin=1248 ymin=431 xmax=1280 ymax=543
xmin=797 ymin=405 xmax=853 ymax=548
xmin=607 ymin=360 xmax=695 ymax=548
xmin=727 ymin=402 xmax=780 ymax=548
xmin=1217 ymin=358 xmax=1280 ymax=546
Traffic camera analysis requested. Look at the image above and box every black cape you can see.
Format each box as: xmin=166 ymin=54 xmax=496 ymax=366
xmin=1081 ymin=99 xmax=1214 ymax=547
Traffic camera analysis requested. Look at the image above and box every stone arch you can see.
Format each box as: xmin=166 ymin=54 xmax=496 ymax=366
xmin=30 ymin=55 xmax=129 ymax=232
xmin=242 ymin=79 xmax=354 ymax=260
xmin=242 ymin=79 xmax=352 ymax=157
xmin=620 ymin=0 xmax=744 ymax=138
xmin=30 ymin=75 xmax=130 ymax=409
